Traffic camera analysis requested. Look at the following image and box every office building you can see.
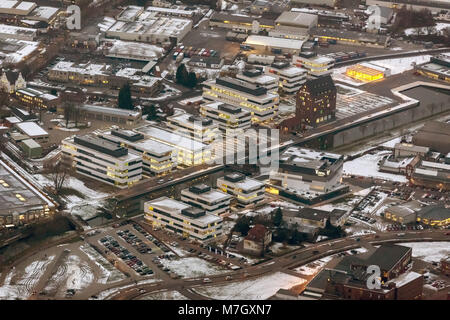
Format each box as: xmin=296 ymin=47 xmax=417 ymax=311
xmin=202 ymin=76 xmax=279 ymax=123
xmin=236 ymin=69 xmax=278 ymax=93
xmin=292 ymin=52 xmax=335 ymax=77
xmin=266 ymin=61 xmax=307 ymax=94
xmin=61 ymin=135 xmax=143 ymax=188
xmin=269 ymin=11 xmax=318 ymax=39
xmin=98 ymin=128 xmax=175 ymax=175
xmin=217 ymin=172 xmax=265 ymax=205
xmin=181 ymin=183 xmax=232 ymax=216
xmin=135 ymin=125 xmax=211 ymax=166
xmin=166 ymin=113 xmax=219 ymax=144
xmin=200 ymin=101 xmax=252 ymax=133
xmin=144 ymin=197 xmax=223 ymax=242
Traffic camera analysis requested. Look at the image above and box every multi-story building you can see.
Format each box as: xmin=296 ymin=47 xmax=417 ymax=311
xmin=294 ymin=75 xmax=336 ymax=129
xmin=236 ymin=69 xmax=278 ymax=93
xmin=217 ymin=172 xmax=265 ymax=205
xmin=266 ymin=61 xmax=307 ymax=94
xmin=61 ymin=135 xmax=143 ymax=188
xmin=15 ymin=87 xmax=59 ymax=111
xmin=242 ymin=224 xmax=272 ymax=256
xmin=269 ymin=147 xmax=347 ymax=204
xmin=0 ymin=156 xmax=56 ymax=227
xmin=407 ymin=157 xmax=450 ymax=191
xmin=98 ymin=128 xmax=175 ymax=176
xmin=181 ymin=183 xmax=232 ymax=216
xmin=200 ymin=102 xmax=252 ymax=134
xmin=72 ymin=104 xmax=142 ymax=126
xmin=48 ymin=61 xmax=162 ymax=96
xmin=166 ymin=113 xmax=219 ymax=144
xmin=202 ymin=76 xmax=279 ymax=123
xmin=144 ymin=197 xmax=223 ymax=242
xmin=135 ymin=125 xmax=211 ymax=167
xmin=292 ymin=52 xmax=335 ymax=77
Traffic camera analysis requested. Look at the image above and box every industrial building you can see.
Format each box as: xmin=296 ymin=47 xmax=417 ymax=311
xmin=202 ymin=76 xmax=279 ymax=123
xmin=243 ymin=35 xmax=305 ymax=55
xmin=0 ymin=23 xmax=36 ymax=40
xmin=301 ymin=245 xmax=423 ymax=300
xmin=20 ymin=138 xmax=42 ymax=159
xmin=135 ymin=125 xmax=212 ymax=167
xmin=292 ymin=52 xmax=335 ymax=77
xmin=199 ymin=101 xmax=252 ymax=134
xmin=366 ymin=0 xmax=450 ymax=13
xmin=384 ymin=200 xmax=423 ymax=224
xmin=407 ymin=157 xmax=450 ymax=191
xmin=416 ymin=53 xmax=450 ymax=83
xmin=265 ymin=61 xmax=307 ymax=94
xmin=0 ymin=156 xmax=56 ymax=227
xmin=417 ymin=205 xmax=450 ymax=227
xmin=217 ymin=172 xmax=265 ymax=206
xmin=61 ymin=135 xmax=143 ymax=188
xmin=166 ymin=112 xmax=219 ymax=144
xmin=269 ymin=11 xmax=318 ymax=39
xmin=180 ymin=184 xmax=232 ymax=216
xmin=14 ymin=121 xmax=48 ymax=143
xmin=268 ymin=147 xmax=347 ymax=204
xmin=97 ymin=128 xmax=175 ymax=176
xmin=412 ymin=121 xmax=450 ymax=154
xmin=144 ymin=197 xmax=223 ymax=242
xmin=290 ymin=0 xmax=336 ymax=7
xmin=209 ymin=12 xmax=275 ymax=33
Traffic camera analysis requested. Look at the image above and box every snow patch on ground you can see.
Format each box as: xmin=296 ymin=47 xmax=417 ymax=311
xmin=401 ymin=242 xmax=450 ymax=263
xmin=159 ymin=257 xmax=228 ymax=278
xmin=193 ymin=272 xmax=305 ymax=300
xmin=140 ymin=290 xmax=188 ymax=300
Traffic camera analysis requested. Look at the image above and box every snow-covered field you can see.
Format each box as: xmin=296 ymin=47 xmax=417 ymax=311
xmin=159 ymin=257 xmax=228 ymax=278
xmin=343 ymin=151 xmax=408 ymax=183
xmin=140 ymin=290 xmax=188 ymax=300
xmin=94 ymin=278 xmax=161 ymax=300
xmin=404 ymin=23 xmax=450 ymax=36
xmin=0 ymin=255 xmax=55 ymax=300
xmin=44 ymin=255 xmax=94 ymax=295
xmin=401 ymin=242 xmax=450 ymax=263
xmin=193 ymin=272 xmax=305 ymax=300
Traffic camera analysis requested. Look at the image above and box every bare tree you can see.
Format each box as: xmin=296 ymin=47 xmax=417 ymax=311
xmin=64 ymin=102 xmax=75 ymax=128
xmin=45 ymin=161 xmax=69 ymax=194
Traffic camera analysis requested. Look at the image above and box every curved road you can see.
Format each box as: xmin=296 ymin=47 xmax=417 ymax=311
xmin=104 ymin=229 xmax=449 ymax=300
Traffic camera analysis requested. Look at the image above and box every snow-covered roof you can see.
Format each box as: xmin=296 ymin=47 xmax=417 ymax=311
xmin=15 ymin=121 xmax=48 ymax=137
xmin=245 ymin=35 xmax=304 ymax=50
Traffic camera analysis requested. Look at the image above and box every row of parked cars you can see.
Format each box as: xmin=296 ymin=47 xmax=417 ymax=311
xmin=117 ymin=229 xmax=151 ymax=254
xmin=152 ymin=256 xmax=181 ymax=279
xmin=386 ymin=224 xmax=424 ymax=232
xmin=351 ymin=213 xmax=377 ymax=224
xmin=100 ymin=235 xmax=153 ymax=276
xmin=132 ymin=223 xmax=171 ymax=253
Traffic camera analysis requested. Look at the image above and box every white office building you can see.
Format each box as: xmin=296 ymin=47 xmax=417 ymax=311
xmin=236 ymin=69 xmax=278 ymax=93
xmin=61 ymin=135 xmax=143 ymax=188
xmin=265 ymin=61 xmax=307 ymax=94
xmin=292 ymin=52 xmax=335 ymax=77
xmin=202 ymin=76 xmax=279 ymax=123
xmin=217 ymin=172 xmax=265 ymax=205
xmin=144 ymin=197 xmax=223 ymax=242
xmin=181 ymin=184 xmax=232 ymax=216
xmin=166 ymin=113 xmax=219 ymax=144
xmin=200 ymin=101 xmax=252 ymax=133
xmin=97 ymin=128 xmax=175 ymax=175
xmin=135 ymin=125 xmax=211 ymax=166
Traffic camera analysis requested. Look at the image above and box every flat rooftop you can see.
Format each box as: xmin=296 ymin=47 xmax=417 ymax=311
xmin=135 ymin=125 xmax=209 ymax=153
xmin=245 ymin=35 xmax=305 ymax=50
xmin=0 ymin=157 xmax=54 ymax=216
xmin=15 ymin=121 xmax=48 ymax=137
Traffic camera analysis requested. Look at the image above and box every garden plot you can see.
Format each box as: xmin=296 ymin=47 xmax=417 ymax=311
xmin=44 ymin=254 xmax=94 ymax=296
xmin=0 ymin=255 xmax=55 ymax=300
xmin=140 ymin=290 xmax=189 ymax=300
xmin=159 ymin=257 xmax=228 ymax=278
xmin=401 ymin=242 xmax=450 ymax=264
xmin=193 ymin=272 xmax=305 ymax=300
xmin=79 ymin=244 xmax=125 ymax=284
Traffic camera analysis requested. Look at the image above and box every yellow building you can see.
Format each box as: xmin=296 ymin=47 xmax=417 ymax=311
xmin=346 ymin=64 xmax=385 ymax=82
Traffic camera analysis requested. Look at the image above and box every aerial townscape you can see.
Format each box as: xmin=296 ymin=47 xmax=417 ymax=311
xmin=0 ymin=0 xmax=449 ymax=306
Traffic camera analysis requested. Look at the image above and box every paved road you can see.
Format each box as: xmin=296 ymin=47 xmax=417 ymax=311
xmin=103 ymin=229 xmax=449 ymax=300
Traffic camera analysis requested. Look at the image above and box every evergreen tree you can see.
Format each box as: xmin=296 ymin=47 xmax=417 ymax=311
xmin=187 ymin=72 xmax=197 ymax=88
xmin=146 ymin=105 xmax=157 ymax=120
xmin=272 ymin=207 xmax=283 ymax=227
xmin=176 ymin=64 xmax=189 ymax=85
xmin=118 ymin=83 xmax=133 ymax=110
